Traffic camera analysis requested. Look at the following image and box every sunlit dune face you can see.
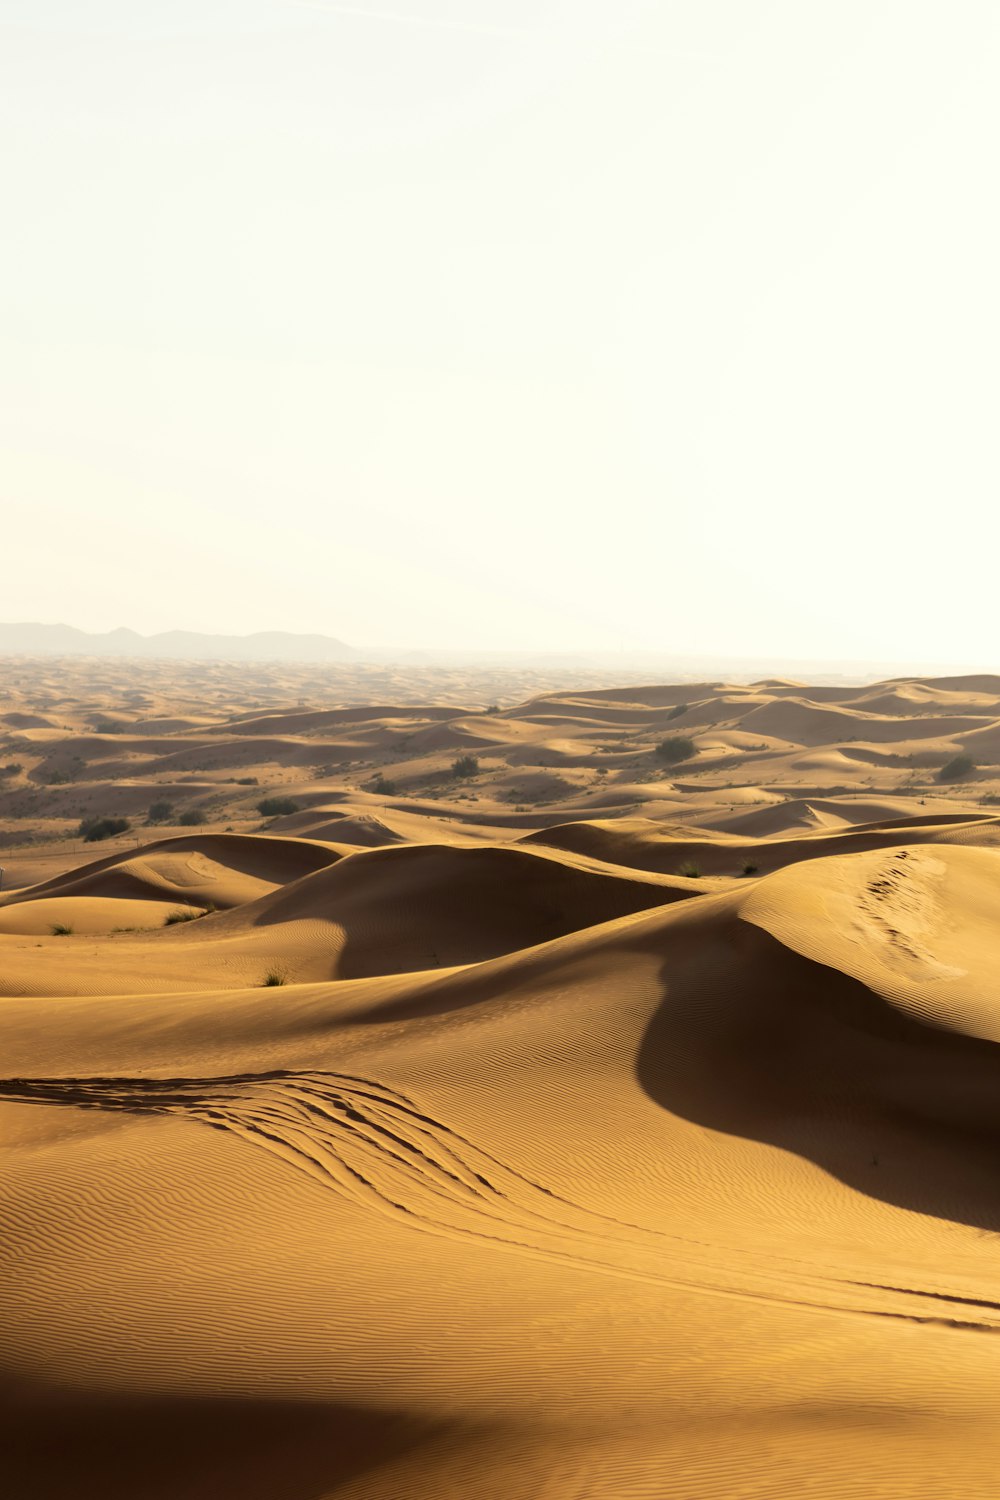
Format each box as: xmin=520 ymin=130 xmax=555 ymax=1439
xmin=5 ymin=667 xmax=1000 ymax=1496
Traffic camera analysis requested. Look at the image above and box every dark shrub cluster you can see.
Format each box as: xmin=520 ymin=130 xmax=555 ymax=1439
xmin=655 ymin=735 xmax=697 ymax=765
xmin=257 ymin=796 xmax=300 ymax=817
xmin=79 ymin=816 xmax=130 ymax=843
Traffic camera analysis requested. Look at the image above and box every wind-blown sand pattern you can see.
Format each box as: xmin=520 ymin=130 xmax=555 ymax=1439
xmin=6 ymin=662 xmax=1000 ymax=1496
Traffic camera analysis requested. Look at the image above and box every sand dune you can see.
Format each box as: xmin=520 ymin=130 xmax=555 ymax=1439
xmin=5 ymin=662 xmax=1000 ymax=1496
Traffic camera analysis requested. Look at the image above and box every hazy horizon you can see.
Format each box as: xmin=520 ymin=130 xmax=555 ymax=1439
xmin=2 ymin=616 xmax=998 ymax=681
xmin=5 ymin=1 xmax=999 ymax=661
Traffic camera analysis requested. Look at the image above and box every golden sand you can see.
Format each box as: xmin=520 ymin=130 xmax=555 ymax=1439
xmin=4 ymin=662 xmax=1000 ymax=1497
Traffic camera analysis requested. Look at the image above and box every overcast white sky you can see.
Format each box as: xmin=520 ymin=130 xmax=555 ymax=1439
xmin=3 ymin=1 xmax=999 ymax=664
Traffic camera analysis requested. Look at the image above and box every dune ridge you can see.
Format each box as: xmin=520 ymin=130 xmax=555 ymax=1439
xmin=5 ymin=665 xmax=1000 ymax=1496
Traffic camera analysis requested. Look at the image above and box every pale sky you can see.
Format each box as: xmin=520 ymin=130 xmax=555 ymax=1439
xmin=3 ymin=1 xmax=999 ymax=664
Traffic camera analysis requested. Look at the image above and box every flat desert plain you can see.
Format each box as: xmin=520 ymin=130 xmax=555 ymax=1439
xmin=6 ymin=658 xmax=1000 ymax=1498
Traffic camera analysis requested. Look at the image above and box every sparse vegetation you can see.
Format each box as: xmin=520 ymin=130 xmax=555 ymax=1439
xmin=452 ymin=755 xmax=479 ymax=778
xmin=742 ymin=862 xmax=759 ymax=876
xmin=257 ymin=796 xmax=300 ymax=817
xmin=164 ymin=909 xmax=201 ymax=925
xmin=370 ymin=774 xmax=397 ymax=795
xmin=666 ymin=703 xmax=689 ymax=721
xmin=262 ymin=969 xmax=287 ymax=987
xmin=677 ymin=860 xmax=702 ymax=878
xmin=79 ymin=815 xmax=130 ymax=842
xmin=147 ymin=799 xmax=174 ymax=823
xmin=235 ymin=776 xmax=259 ymax=785
xmin=937 ymin=754 xmax=976 ymax=783
xmin=655 ymin=736 xmax=698 ymax=766
xmin=50 ymin=922 xmax=73 ymax=936
xmin=0 ymin=762 xmax=23 ymax=777
xmin=178 ymin=808 xmax=207 ymax=826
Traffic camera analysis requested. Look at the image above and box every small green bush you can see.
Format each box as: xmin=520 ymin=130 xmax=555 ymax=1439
xmin=148 ymin=799 xmax=174 ymax=823
xmin=79 ymin=815 xmax=130 ymax=843
xmin=938 ymin=754 xmax=975 ymax=783
xmin=452 ymin=755 xmax=479 ymax=778
xmin=257 ymin=796 xmax=300 ymax=817
xmin=178 ymin=808 xmax=207 ymax=826
xmin=655 ymin=736 xmax=697 ymax=766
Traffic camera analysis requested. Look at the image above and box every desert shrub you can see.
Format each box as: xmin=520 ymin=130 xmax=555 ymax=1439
xmin=178 ymin=808 xmax=207 ymax=826
xmin=677 ymin=860 xmax=702 ymax=878
xmin=0 ymin=763 xmax=23 ymax=777
xmin=655 ymin=736 xmax=697 ymax=765
xmin=148 ymin=799 xmax=174 ymax=823
xmin=262 ymin=969 xmax=287 ymax=987
xmin=50 ymin=923 xmax=73 ymax=936
xmin=257 ymin=796 xmax=300 ymax=817
xmin=370 ymin=774 xmax=397 ymax=795
xmin=666 ymin=703 xmax=689 ymax=721
xmin=452 ymin=755 xmax=479 ymax=778
xmin=45 ymin=769 xmax=71 ymax=785
xmin=164 ymin=909 xmax=199 ymax=925
xmin=79 ymin=815 xmax=130 ymax=842
xmin=742 ymin=862 xmax=759 ymax=876
xmin=938 ymin=754 xmax=975 ymax=783
xmin=235 ymin=776 xmax=259 ymax=786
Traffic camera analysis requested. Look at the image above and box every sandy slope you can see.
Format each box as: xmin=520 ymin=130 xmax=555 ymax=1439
xmin=4 ymin=665 xmax=1000 ymax=1496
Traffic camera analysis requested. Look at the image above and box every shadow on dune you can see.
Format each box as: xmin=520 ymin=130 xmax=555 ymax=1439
xmin=0 ymin=1373 xmax=444 ymax=1500
xmin=635 ymin=916 xmax=1000 ymax=1233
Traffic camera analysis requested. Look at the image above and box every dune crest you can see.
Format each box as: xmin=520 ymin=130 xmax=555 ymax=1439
xmin=5 ymin=663 xmax=1000 ymax=1496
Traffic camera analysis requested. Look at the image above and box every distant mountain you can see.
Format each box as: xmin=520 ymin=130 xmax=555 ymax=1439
xmin=0 ymin=623 xmax=357 ymax=663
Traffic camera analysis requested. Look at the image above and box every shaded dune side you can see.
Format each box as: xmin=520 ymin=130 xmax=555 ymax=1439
xmin=639 ymin=898 xmax=1000 ymax=1234
xmin=0 ymin=1379 xmax=441 ymax=1500
xmin=0 ymin=840 xmax=700 ymax=994
xmin=210 ymin=842 xmax=702 ymax=977
xmin=8 ymin=844 xmax=1000 ymax=1283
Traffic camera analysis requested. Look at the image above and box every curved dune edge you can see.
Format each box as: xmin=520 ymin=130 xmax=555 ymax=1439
xmin=6 ymin=673 xmax=1000 ymax=1495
